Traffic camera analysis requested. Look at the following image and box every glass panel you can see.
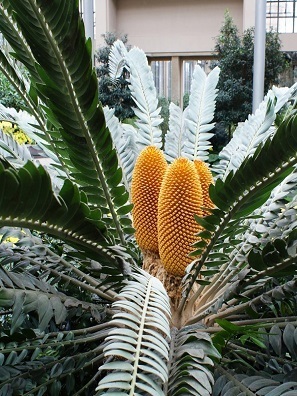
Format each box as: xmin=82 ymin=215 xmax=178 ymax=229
xmin=294 ymin=17 xmax=297 ymax=31
xmin=266 ymin=1 xmax=296 ymax=32
xmin=267 ymin=17 xmax=279 ymax=30
xmin=151 ymin=61 xmax=172 ymax=99
xmin=279 ymin=2 xmax=293 ymax=16
xmin=267 ymin=2 xmax=279 ymax=16
xmin=278 ymin=17 xmax=294 ymax=32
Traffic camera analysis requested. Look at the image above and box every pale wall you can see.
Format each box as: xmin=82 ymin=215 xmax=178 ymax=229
xmin=243 ymin=0 xmax=255 ymax=30
xmin=279 ymin=34 xmax=297 ymax=52
xmin=95 ymin=0 xmax=297 ymax=54
xmin=96 ymin=0 xmax=244 ymax=56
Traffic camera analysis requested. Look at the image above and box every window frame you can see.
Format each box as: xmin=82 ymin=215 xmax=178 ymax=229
xmin=266 ymin=0 xmax=297 ymax=33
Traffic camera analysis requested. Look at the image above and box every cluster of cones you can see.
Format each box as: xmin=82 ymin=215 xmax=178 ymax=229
xmin=131 ymin=146 xmax=214 ymax=302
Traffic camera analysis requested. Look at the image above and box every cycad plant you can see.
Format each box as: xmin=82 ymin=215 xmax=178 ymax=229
xmin=0 ymin=1 xmax=297 ymax=395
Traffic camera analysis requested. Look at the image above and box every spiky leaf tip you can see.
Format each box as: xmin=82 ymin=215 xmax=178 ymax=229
xmin=158 ymin=157 xmax=203 ymax=277
xmin=193 ymin=159 xmax=215 ymax=215
xmin=131 ymin=145 xmax=167 ymax=252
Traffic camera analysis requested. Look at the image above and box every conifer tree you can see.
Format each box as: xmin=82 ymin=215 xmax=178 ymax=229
xmin=212 ymin=11 xmax=288 ymax=144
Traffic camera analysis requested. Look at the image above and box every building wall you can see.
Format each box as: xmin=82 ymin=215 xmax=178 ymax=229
xmin=116 ymin=0 xmax=243 ymax=56
xmin=96 ymin=0 xmax=244 ymax=56
xmin=279 ymin=33 xmax=297 ymax=52
xmin=94 ymin=0 xmax=297 ymax=102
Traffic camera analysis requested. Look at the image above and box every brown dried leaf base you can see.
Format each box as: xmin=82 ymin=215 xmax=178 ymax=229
xmin=141 ymin=249 xmax=183 ymax=310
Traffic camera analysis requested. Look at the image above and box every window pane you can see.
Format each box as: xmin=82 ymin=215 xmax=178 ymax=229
xmin=278 ymin=17 xmax=294 ymax=32
xmin=279 ymin=2 xmax=293 ymax=16
xmin=267 ymin=17 xmax=279 ymax=30
xmin=151 ymin=61 xmax=172 ymax=99
xmin=266 ymin=1 xmax=296 ymax=32
xmin=267 ymin=2 xmax=279 ymax=16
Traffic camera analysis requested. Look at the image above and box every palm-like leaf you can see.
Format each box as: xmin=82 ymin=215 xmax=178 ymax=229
xmin=96 ymin=271 xmax=171 ymax=395
xmin=0 ymin=160 xmax=125 ymax=269
xmin=212 ymin=84 xmax=297 ymax=179
xmin=212 ymin=322 xmax=297 ymax=396
xmin=108 ymin=41 xmax=163 ymax=149
xmin=164 ymin=66 xmax=219 ymax=162
xmin=181 ymin=65 xmax=219 ymax=161
xmin=104 ymin=106 xmax=138 ymax=191
xmin=167 ymin=326 xmax=220 ymax=396
xmin=0 ymin=128 xmax=32 ymax=163
xmin=126 ymin=47 xmax=163 ymax=149
xmin=164 ymin=102 xmax=186 ymax=161
xmin=2 ymin=0 xmax=131 ymax=246
xmin=180 ymin=112 xmax=297 ymax=317
xmin=108 ymin=39 xmax=128 ymax=81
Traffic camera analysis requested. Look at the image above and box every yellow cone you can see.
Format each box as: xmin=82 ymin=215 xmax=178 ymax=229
xmin=158 ymin=158 xmax=203 ymax=277
xmin=131 ymin=146 xmax=167 ymax=253
xmin=193 ymin=159 xmax=214 ymax=216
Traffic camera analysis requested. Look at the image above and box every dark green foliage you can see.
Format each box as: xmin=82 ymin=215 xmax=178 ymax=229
xmin=0 ymin=71 xmax=24 ymax=110
xmin=95 ymin=32 xmax=135 ymax=121
xmin=212 ymin=11 xmax=288 ymax=144
xmin=158 ymin=96 xmax=170 ymax=146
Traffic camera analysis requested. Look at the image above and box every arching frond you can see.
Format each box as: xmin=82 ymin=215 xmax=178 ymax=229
xmin=214 ymin=368 xmax=297 ymax=396
xmin=0 ymin=160 xmax=125 ymax=270
xmin=213 ymin=84 xmax=297 ymax=180
xmin=0 ymin=1 xmax=40 ymax=81
xmin=167 ymin=325 xmax=219 ymax=396
xmin=125 ymin=47 xmax=163 ymax=149
xmin=1 ymin=0 xmax=131 ymax=246
xmin=0 ymin=129 xmax=32 ymax=164
xmin=96 ymin=271 xmax=171 ymax=395
xmin=109 ymin=39 xmax=128 ymax=81
xmin=181 ymin=65 xmax=220 ymax=161
xmin=213 ymin=322 xmax=297 ymax=396
xmin=164 ymin=102 xmax=186 ymax=162
xmin=104 ymin=106 xmax=138 ymax=191
xmin=180 ymin=112 xmax=297 ymax=313
xmin=189 ymin=169 xmax=297 ymax=315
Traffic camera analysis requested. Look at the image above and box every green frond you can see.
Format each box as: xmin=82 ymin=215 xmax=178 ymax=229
xmin=167 ymin=325 xmax=219 ymax=396
xmin=1 ymin=0 xmax=130 ymax=245
xmin=0 ymin=323 xmax=110 ymax=395
xmin=180 ymin=112 xmax=297 ymax=309
xmin=96 ymin=271 xmax=171 ymax=395
xmin=181 ymin=66 xmax=220 ymax=162
xmin=0 ymin=236 xmax=121 ymax=300
xmin=0 ymin=160 xmax=125 ymax=268
xmin=0 ymin=1 xmax=40 ymax=80
xmin=0 ymin=128 xmax=32 ymax=163
xmin=213 ymin=323 xmax=297 ymax=395
xmin=212 ymin=84 xmax=297 ymax=179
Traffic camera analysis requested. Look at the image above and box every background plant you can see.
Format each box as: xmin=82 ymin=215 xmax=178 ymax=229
xmin=96 ymin=32 xmax=135 ymax=121
xmin=212 ymin=10 xmax=288 ymax=143
xmin=0 ymin=70 xmax=25 ymax=110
